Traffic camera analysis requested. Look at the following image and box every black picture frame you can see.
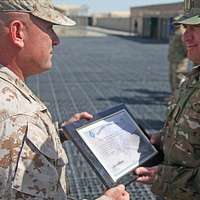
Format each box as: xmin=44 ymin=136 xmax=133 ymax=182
xmin=63 ymin=104 xmax=158 ymax=188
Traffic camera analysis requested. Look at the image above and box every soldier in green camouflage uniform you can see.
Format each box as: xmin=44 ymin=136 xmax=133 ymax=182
xmin=0 ymin=1 xmax=130 ymax=200
xmin=168 ymin=23 xmax=188 ymax=92
xmin=135 ymin=0 xmax=200 ymax=199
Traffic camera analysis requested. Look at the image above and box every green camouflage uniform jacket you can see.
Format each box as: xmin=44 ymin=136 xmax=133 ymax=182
xmin=152 ymin=66 xmax=200 ymax=200
xmin=0 ymin=66 xmax=111 ymax=200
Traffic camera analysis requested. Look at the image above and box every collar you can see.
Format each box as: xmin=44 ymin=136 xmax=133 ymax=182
xmin=185 ymin=65 xmax=200 ymax=80
xmin=0 ymin=65 xmax=47 ymax=111
xmin=179 ymin=65 xmax=200 ymax=88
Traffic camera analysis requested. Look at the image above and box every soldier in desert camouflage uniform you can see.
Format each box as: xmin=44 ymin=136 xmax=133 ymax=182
xmin=135 ymin=0 xmax=200 ymax=200
xmin=0 ymin=1 xmax=130 ymax=200
xmin=168 ymin=22 xmax=188 ymax=92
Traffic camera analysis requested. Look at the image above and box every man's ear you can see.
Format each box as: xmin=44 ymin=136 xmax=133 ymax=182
xmin=9 ymin=20 xmax=25 ymax=48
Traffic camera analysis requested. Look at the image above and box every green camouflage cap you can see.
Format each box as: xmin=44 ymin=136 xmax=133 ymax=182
xmin=0 ymin=0 xmax=76 ymax=26
xmin=175 ymin=0 xmax=200 ymax=25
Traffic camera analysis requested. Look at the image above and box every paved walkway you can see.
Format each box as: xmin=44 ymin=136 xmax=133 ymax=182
xmin=27 ymin=29 xmax=169 ymax=200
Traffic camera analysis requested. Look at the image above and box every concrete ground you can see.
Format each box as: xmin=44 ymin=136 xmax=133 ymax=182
xmin=27 ymin=27 xmax=170 ymax=200
xmin=54 ymin=26 xmax=134 ymax=37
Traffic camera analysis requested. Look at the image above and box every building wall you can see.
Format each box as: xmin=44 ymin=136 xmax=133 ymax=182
xmin=94 ymin=17 xmax=130 ymax=32
xmin=54 ymin=16 xmax=88 ymax=36
xmin=54 ymin=2 xmax=184 ymax=40
xmin=130 ymin=2 xmax=184 ymax=40
xmin=54 ymin=5 xmax=89 ymax=27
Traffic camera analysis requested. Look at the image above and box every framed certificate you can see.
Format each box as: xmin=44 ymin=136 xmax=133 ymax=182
xmin=63 ymin=104 xmax=158 ymax=188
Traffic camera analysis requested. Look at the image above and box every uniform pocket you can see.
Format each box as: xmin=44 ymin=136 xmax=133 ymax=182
xmin=152 ymin=165 xmax=197 ymax=199
xmin=12 ymin=122 xmax=59 ymax=198
xmin=26 ymin=122 xmax=58 ymax=160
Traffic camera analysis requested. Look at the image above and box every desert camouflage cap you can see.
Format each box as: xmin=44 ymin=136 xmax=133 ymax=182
xmin=0 ymin=0 xmax=76 ymax=26
xmin=175 ymin=0 xmax=200 ymax=25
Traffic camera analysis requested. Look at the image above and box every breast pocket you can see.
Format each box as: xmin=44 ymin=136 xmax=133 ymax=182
xmin=12 ymin=123 xmax=59 ymax=198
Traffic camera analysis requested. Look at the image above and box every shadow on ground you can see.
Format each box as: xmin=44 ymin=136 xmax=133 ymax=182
xmin=97 ymin=89 xmax=171 ymax=106
xmin=111 ymin=35 xmax=169 ymax=44
xmin=96 ymin=88 xmax=170 ymax=130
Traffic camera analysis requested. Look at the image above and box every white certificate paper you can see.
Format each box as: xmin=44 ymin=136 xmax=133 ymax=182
xmin=77 ymin=109 xmax=156 ymax=182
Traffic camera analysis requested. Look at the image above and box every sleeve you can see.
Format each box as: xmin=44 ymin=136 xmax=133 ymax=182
xmin=0 ymin=115 xmax=29 ymax=199
xmin=11 ymin=121 xmax=61 ymax=199
xmin=54 ymin=121 xmax=68 ymax=143
xmin=152 ymin=165 xmax=200 ymax=199
xmin=0 ymin=114 xmax=66 ymax=199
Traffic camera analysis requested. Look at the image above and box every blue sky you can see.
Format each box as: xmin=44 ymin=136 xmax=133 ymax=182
xmin=54 ymin=0 xmax=183 ymax=13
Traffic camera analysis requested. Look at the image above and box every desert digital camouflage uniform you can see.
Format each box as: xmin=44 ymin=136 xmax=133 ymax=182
xmin=0 ymin=1 xmax=116 ymax=200
xmin=0 ymin=65 xmax=69 ymax=199
xmin=168 ymin=25 xmax=188 ymax=92
xmin=0 ymin=66 xmax=111 ymax=200
xmin=151 ymin=65 xmax=200 ymax=200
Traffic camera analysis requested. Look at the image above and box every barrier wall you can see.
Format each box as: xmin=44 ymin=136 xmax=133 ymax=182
xmin=54 ymin=16 xmax=88 ymax=36
xmin=94 ymin=17 xmax=131 ymax=32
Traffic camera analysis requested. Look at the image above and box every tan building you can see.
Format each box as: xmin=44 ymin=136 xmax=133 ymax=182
xmin=54 ymin=4 xmax=89 ymax=36
xmin=55 ymin=4 xmax=88 ymax=16
xmin=92 ymin=11 xmax=131 ymax=32
xmin=130 ymin=2 xmax=184 ymax=39
xmin=55 ymin=4 xmax=89 ymax=26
